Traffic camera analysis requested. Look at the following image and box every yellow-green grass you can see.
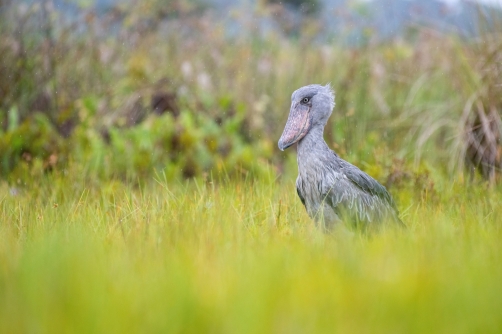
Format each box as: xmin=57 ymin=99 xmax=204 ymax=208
xmin=1 ymin=173 xmax=501 ymax=334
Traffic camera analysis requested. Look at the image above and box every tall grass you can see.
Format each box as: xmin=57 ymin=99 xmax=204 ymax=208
xmin=1 ymin=172 xmax=501 ymax=333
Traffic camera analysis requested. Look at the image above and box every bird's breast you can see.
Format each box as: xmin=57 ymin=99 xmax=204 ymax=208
xmin=297 ymin=166 xmax=342 ymax=213
xmin=296 ymin=171 xmax=342 ymax=228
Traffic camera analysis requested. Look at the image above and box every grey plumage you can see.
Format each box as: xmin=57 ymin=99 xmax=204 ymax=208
xmin=278 ymin=84 xmax=402 ymax=229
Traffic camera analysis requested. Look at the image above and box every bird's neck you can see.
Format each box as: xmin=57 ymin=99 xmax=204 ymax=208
xmin=297 ymin=125 xmax=330 ymax=163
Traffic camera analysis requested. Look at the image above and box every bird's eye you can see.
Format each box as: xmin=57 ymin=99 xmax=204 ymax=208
xmin=302 ymin=97 xmax=310 ymax=104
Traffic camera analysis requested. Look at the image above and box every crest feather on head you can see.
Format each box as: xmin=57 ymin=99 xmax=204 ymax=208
xmin=323 ymin=83 xmax=335 ymax=111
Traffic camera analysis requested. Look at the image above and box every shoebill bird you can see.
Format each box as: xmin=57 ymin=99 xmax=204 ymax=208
xmin=278 ymin=84 xmax=403 ymax=230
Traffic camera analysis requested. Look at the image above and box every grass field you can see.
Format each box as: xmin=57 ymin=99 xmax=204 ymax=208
xmin=1 ymin=170 xmax=501 ymax=333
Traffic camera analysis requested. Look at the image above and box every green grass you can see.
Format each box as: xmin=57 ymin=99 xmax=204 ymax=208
xmin=1 ymin=171 xmax=502 ymax=333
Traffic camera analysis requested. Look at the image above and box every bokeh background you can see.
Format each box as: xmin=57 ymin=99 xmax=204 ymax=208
xmin=1 ymin=0 xmax=501 ymax=184
xmin=2 ymin=2 xmax=502 ymax=333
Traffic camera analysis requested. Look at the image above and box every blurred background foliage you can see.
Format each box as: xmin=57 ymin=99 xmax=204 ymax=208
xmin=0 ymin=0 xmax=501 ymax=185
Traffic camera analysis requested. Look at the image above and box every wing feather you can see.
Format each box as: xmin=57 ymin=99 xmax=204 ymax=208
xmin=296 ymin=178 xmax=306 ymax=208
xmin=325 ymin=152 xmax=402 ymax=224
xmin=297 ymin=185 xmax=306 ymax=208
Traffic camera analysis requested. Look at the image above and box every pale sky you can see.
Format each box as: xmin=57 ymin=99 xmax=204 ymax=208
xmin=360 ymin=0 xmax=502 ymax=7
xmin=440 ymin=0 xmax=501 ymax=6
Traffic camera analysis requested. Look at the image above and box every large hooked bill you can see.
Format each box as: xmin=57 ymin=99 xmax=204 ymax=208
xmin=278 ymin=102 xmax=311 ymax=151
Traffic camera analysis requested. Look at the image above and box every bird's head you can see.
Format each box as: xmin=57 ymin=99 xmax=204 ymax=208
xmin=278 ymin=84 xmax=335 ymax=151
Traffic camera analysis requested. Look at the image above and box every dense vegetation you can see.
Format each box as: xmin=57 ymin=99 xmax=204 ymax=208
xmin=1 ymin=0 xmax=500 ymax=183
xmin=1 ymin=0 xmax=501 ymax=332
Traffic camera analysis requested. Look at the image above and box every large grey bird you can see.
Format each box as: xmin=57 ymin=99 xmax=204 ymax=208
xmin=278 ymin=84 xmax=403 ymax=230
